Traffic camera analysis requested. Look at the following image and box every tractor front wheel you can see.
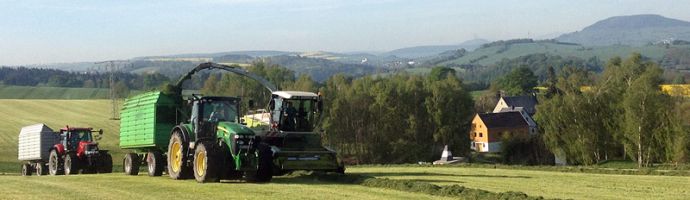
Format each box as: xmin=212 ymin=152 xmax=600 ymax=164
xmin=193 ymin=141 xmax=220 ymax=183
xmin=123 ymin=153 xmax=140 ymax=175
xmin=147 ymin=151 xmax=164 ymax=176
xmin=48 ymin=149 xmax=63 ymax=176
xmin=64 ymin=153 xmax=79 ymax=175
xmin=167 ymin=131 xmax=191 ymax=179
xmin=21 ymin=164 xmax=32 ymax=176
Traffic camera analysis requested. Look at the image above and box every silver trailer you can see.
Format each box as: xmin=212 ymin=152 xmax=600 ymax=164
xmin=18 ymin=124 xmax=59 ymax=176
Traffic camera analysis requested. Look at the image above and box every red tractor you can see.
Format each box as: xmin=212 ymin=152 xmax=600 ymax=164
xmin=47 ymin=126 xmax=113 ymax=175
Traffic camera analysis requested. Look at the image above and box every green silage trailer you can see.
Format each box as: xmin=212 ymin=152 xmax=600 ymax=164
xmin=119 ymin=91 xmax=180 ymax=176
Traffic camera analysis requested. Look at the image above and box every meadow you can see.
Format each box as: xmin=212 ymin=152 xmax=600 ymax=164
xmin=1 ymin=99 xmax=688 ymax=200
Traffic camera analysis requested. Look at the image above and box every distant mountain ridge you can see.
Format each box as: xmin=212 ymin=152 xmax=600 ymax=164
xmin=557 ymin=14 xmax=690 ymax=46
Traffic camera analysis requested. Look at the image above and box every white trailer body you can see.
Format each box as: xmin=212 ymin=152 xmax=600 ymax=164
xmin=18 ymin=124 xmax=59 ymax=162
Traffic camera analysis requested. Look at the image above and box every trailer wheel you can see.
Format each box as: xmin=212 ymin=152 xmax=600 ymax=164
xmin=147 ymin=151 xmax=164 ymax=176
xmin=246 ymin=144 xmax=273 ymax=183
xmin=100 ymin=153 xmax=113 ymax=173
xmin=193 ymin=141 xmax=220 ymax=183
xmin=21 ymin=164 xmax=32 ymax=176
xmin=36 ymin=162 xmax=47 ymax=176
xmin=64 ymin=153 xmax=79 ymax=175
xmin=168 ymin=131 xmax=191 ymax=179
xmin=48 ymin=149 xmax=63 ymax=176
xmin=123 ymin=153 xmax=140 ymax=175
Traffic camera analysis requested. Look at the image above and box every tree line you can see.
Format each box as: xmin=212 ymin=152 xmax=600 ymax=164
xmin=0 ymin=67 xmax=170 ymax=93
xmin=536 ymin=53 xmax=690 ymax=167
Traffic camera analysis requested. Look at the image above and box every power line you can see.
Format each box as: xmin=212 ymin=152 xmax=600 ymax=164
xmin=95 ymin=60 xmax=130 ymax=120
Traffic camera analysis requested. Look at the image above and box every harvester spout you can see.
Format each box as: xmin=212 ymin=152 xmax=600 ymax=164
xmin=167 ymin=62 xmax=278 ymax=96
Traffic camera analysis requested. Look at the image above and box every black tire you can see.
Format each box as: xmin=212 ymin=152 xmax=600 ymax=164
xmin=336 ymin=166 xmax=345 ymax=174
xmin=48 ymin=149 xmax=63 ymax=176
xmin=100 ymin=153 xmax=113 ymax=173
xmin=193 ymin=141 xmax=220 ymax=183
xmin=168 ymin=130 xmax=191 ymax=179
xmin=64 ymin=153 xmax=79 ymax=175
xmin=123 ymin=153 xmax=140 ymax=176
xmin=147 ymin=151 xmax=164 ymax=177
xmin=219 ymin=141 xmax=241 ymax=180
xmin=246 ymin=144 xmax=273 ymax=183
xmin=35 ymin=162 xmax=47 ymax=176
xmin=21 ymin=164 xmax=32 ymax=176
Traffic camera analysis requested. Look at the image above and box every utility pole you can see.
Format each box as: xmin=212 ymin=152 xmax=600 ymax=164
xmin=95 ymin=60 xmax=130 ymax=120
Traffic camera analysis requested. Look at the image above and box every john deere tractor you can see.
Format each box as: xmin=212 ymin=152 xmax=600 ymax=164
xmin=166 ymin=95 xmax=273 ymax=182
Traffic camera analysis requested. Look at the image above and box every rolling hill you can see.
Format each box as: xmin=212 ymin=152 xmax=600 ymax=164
xmin=438 ymin=39 xmax=676 ymax=67
xmin=556 ymin=14 xmax=690 ymax=46
xmin=382 ymin=39 xmax=489 ymax=59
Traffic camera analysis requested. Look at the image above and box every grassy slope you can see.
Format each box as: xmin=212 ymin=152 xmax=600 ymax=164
xmin=348 ymin=166 xmax=690 ymax=200
xmin=0 ymin=85 xmax=112 ymax=99
xmin=0 ymin=100 xmax=123 ymax=172
xmin=442 ymin=43 xmax=681 ymax=66
xmin=0 ymin=174 xmax=452 ymax=200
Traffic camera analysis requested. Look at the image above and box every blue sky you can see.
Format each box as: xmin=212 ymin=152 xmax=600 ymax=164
xmin=1 ymin=0 xmax=689 ymax=65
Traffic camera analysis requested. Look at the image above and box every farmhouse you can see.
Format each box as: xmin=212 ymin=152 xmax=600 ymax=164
xmin=469 ymin=112 xmax=529 ymax=152
xmin=470 ymin=95 xmax=539 ymax=153
xmin=493 ymin=95 xmax=538 ymax=115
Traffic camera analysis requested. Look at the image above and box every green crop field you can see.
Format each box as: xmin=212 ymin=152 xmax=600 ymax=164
xmin=348 ymin=166 xmax=690 ymax=200
xmin=1 ymin=99 xmax=689 ymax=200
xmin=0 ymin=85 xmax=113 ymax=99
xmin=0 ymin=173 xmax=455 ymax=200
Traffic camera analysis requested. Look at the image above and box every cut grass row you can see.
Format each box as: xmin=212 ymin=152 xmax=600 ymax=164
xmin=0 ymin=85 xmax=112 ymax=99
xmin=0 ymin=173 xmax=455 ymax=200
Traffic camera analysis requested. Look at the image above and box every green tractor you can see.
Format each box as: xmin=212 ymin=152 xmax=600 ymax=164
xmin=166 ymin=95 xmax=272 ymax=182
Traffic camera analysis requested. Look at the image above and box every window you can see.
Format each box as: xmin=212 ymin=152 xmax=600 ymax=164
xmin=479 ymin=133 xmax=483 ymax=137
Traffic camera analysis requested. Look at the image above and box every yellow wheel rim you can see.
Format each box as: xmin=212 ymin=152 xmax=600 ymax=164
xmin=171 ymin=142 xmax=182 ymax=173
xmin=196 ymin=151 xmax=206 ymax=177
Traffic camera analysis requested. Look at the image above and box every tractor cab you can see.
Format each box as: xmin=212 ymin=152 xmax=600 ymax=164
xmin=58 ymin=127 xmax=103 ymax=158
xmin=188 ymin=96 xmax=241 ymax=139
xmin=267 ymin=91 xmax=322 ymax=132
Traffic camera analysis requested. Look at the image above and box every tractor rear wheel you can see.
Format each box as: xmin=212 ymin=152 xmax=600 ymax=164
xmin=193 ymin=141 xmax=220 ymax=183
xmin=36 ymin=162 xmax=47 ymax=176
xmin=48 ymin=149 xmax=63 ymax=176
xmin=246 ymin=144 xmax=273 ymax=183
xmin=168 ymin=131 xmax=191 ymax=179
xmin=21 ymin=164 xmax=32 ymax=176
xmin=147 ymin=151 xmax=164 ymax=176
xmin=99 ymin=153 xmax=113 ymax=173
xmin=123 ymin=153 xmax=140 ymax=175
xmin=64 ymin=153 xmax=79 ymax=175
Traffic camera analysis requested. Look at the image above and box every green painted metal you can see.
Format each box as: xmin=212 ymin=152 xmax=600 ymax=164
xmin=119 ymin=91 xmax=179 ymax=150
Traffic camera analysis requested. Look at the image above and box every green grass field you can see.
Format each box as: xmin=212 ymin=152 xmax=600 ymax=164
xmin=348 ymin=166 xmax=690 ymax=200
xmin=0 ymin=173 xmax=455 ymax=200
xmin=0 ymin=85 xmax=113 ymax=99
